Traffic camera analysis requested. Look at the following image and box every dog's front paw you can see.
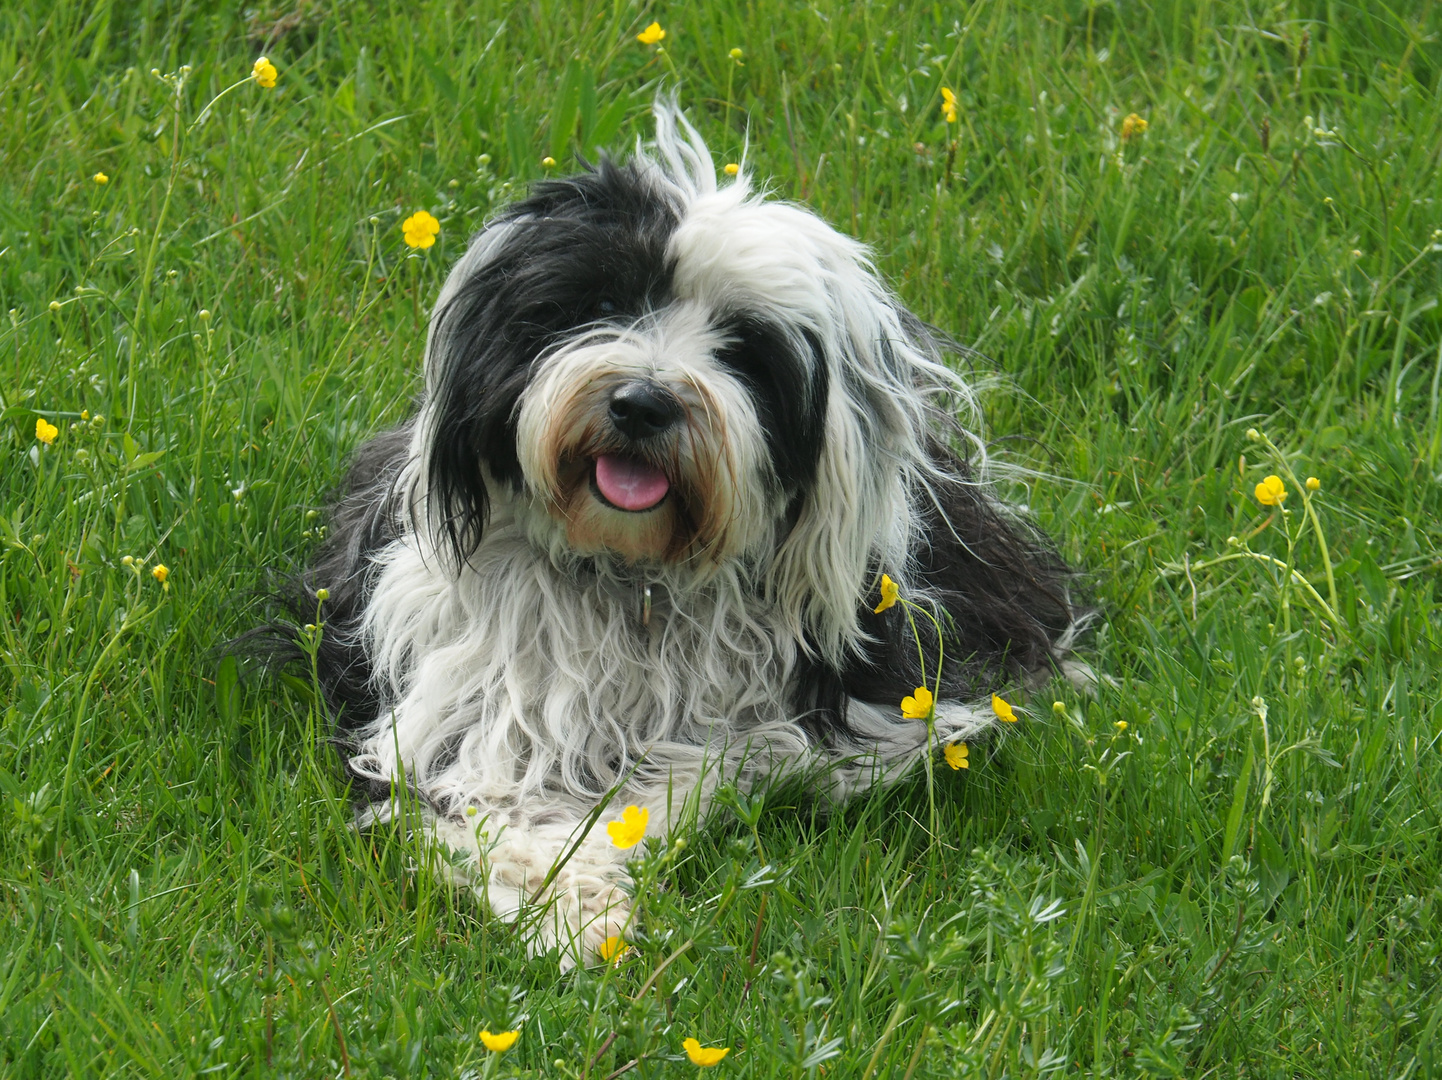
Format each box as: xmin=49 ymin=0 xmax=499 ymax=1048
xmin=530 ymin=868 xmax=633 ymax=971
xmin=432 ymin=816 xmax=633 ymax=969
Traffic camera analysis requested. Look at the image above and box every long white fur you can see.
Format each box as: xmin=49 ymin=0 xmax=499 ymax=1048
xmin=346 ymin=103 xmax=1001 ymax=964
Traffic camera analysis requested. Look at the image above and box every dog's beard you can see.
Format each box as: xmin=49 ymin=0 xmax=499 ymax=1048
xmin=514 ymin=310 xmax=776 ymax=567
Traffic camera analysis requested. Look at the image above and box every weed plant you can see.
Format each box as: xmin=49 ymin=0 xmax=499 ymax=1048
xmin=1 ymin=1 xmax=1440 ymax=1076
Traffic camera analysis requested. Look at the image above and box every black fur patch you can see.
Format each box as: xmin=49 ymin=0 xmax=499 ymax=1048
xmin=425 ymin=158 xmax=681 ymax=567
xmin=714 ymin=319 xmax=829 ymax=495
xmin=242 ymin=424 xmax=413 ymax=803
xmin=290 ymin=424 xmax=413 ymax=735
xmin=800 ymin=441 xmax=1080 ymax=741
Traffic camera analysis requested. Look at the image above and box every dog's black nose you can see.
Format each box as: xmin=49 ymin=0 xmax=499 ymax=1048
xmin=607 ymin=381 xmax=683 ymax=440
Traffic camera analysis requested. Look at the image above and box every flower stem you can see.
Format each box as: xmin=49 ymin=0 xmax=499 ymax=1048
xmin=1167 ymin=551 xmax=1342 ymax=632
xmin=1258 ymin=431 xmax=1340 ymax=629
xmin=1299 ymin=486 xmax=1339 ymax=618
xmin=58 ymin=605 xmax=160 ymax=830
xmin=131 ymin=81 xmax=184 ymax=427
xmin=899 ymin=597 xmax=947 ymax=840
xmin=131 ymin=74 xmax=255 ymax=430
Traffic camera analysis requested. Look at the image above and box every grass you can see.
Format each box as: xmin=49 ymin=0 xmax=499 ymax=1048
xmin=2 ymin=0 xmax=1441 ymax=1075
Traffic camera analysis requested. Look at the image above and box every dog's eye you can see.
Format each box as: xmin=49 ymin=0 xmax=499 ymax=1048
xmin=595 ymin=298 xmax=617 ymax=315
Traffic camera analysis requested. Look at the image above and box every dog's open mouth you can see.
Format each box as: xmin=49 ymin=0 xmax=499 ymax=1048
xmin=591 ymin=454 xmax=670 ymax=512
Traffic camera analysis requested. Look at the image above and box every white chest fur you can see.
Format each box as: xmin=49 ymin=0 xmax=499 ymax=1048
xmin=348 ymin=520 xmax=813 ymax=817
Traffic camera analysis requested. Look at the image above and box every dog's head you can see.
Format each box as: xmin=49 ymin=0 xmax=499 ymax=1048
xmin=410 ymin=104 xmax=975 ymax=660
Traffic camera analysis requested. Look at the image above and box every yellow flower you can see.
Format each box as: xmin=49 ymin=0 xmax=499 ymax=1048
xmin=93 ymin=172 xmax=109 ymax=185
xmin=402 ymin=210 xmax=440 ymax=249
xmin=637 ymin=21 xmax=665 ymax=45
xmin=683 ymin=1038 xmax=730 ymax=1066
xmin=35 ymin=417 xmax=58 ymax=445
xmin=1120 ymin=113 xmax=1148 ymax=140
xmin=542 ymin=156 xmax=557 ymax=168
xmin=252 ymin=56 xmax=279 ymax=88
xmin=479 ymin=1029 xmax=519 ymax=1052
xmin=598 ymin=935 xmax=628 ymax=962
xmin=1114 ymin=720 xmax=1128 ymax=732
xmin=607 ymin=804 xmax=649 ymax=849
xmin=1254 ymin=475 xmax=1287 ymax=506
xmin=729 ymin=48 xmax=743 ymax=60
xmin=724 ymin=163 xmax=740 ymax=176
xmin=943 ymin=742 xmax=969 ymax=770
xmin=873 ymin=573 xmax=899 ymax=613
xmin=1306 ymin=476 xmax=1320 ymax=491
xmin=151 ymin=564 xmax=170 ymax=591
xmin=900 ymin=686 xmax=933 ymax=720
xmin=941 ymin=87 xmax=958 ymax=124
xmin=991 ymin=694 xmax=1018 ymax=723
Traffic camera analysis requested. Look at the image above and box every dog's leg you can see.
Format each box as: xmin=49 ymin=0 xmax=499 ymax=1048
xmin=429 ymin=807 xmax=634 ymax=969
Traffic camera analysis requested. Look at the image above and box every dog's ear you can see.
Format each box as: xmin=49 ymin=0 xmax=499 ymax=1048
xmin=413 ymin=160 xmax=681 ymax=569
xmin=411 ymin=223 xmax=531 ymax=569
xmin=766 ymin=294 xmax=957 ymax=663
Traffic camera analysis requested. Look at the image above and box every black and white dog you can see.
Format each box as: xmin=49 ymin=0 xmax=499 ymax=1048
xmin=289 ymin=104 xmax=1081 ymax=962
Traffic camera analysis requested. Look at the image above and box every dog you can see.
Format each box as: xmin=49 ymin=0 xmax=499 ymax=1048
xmin=284 ymin=102 xmax=1082 ymax=963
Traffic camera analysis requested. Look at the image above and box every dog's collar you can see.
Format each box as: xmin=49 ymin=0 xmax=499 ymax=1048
xmin=639 ymin=582 xmax=652 ymax=631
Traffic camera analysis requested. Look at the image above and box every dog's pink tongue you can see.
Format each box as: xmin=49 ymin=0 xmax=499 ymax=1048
xmin=595 ymin=454 xmax=670 ymax=511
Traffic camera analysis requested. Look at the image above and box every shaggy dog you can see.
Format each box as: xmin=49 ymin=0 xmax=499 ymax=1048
xmin=284 ymin=103 xmax=1081 ymax=963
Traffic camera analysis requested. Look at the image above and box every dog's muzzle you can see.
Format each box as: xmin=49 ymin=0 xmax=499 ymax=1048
xmin=591 ymin=381 xmax=682 ymax=512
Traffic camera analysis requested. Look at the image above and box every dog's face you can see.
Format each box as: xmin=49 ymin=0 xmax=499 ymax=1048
xmin=509 ymin=222 xmax=827 ymax=567
xmin=412 ymin=109 xmax=967 ymax=656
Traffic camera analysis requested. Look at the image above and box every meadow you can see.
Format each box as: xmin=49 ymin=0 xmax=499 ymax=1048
xmin=2 ymin=0 xmax=1441 ymax=1075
